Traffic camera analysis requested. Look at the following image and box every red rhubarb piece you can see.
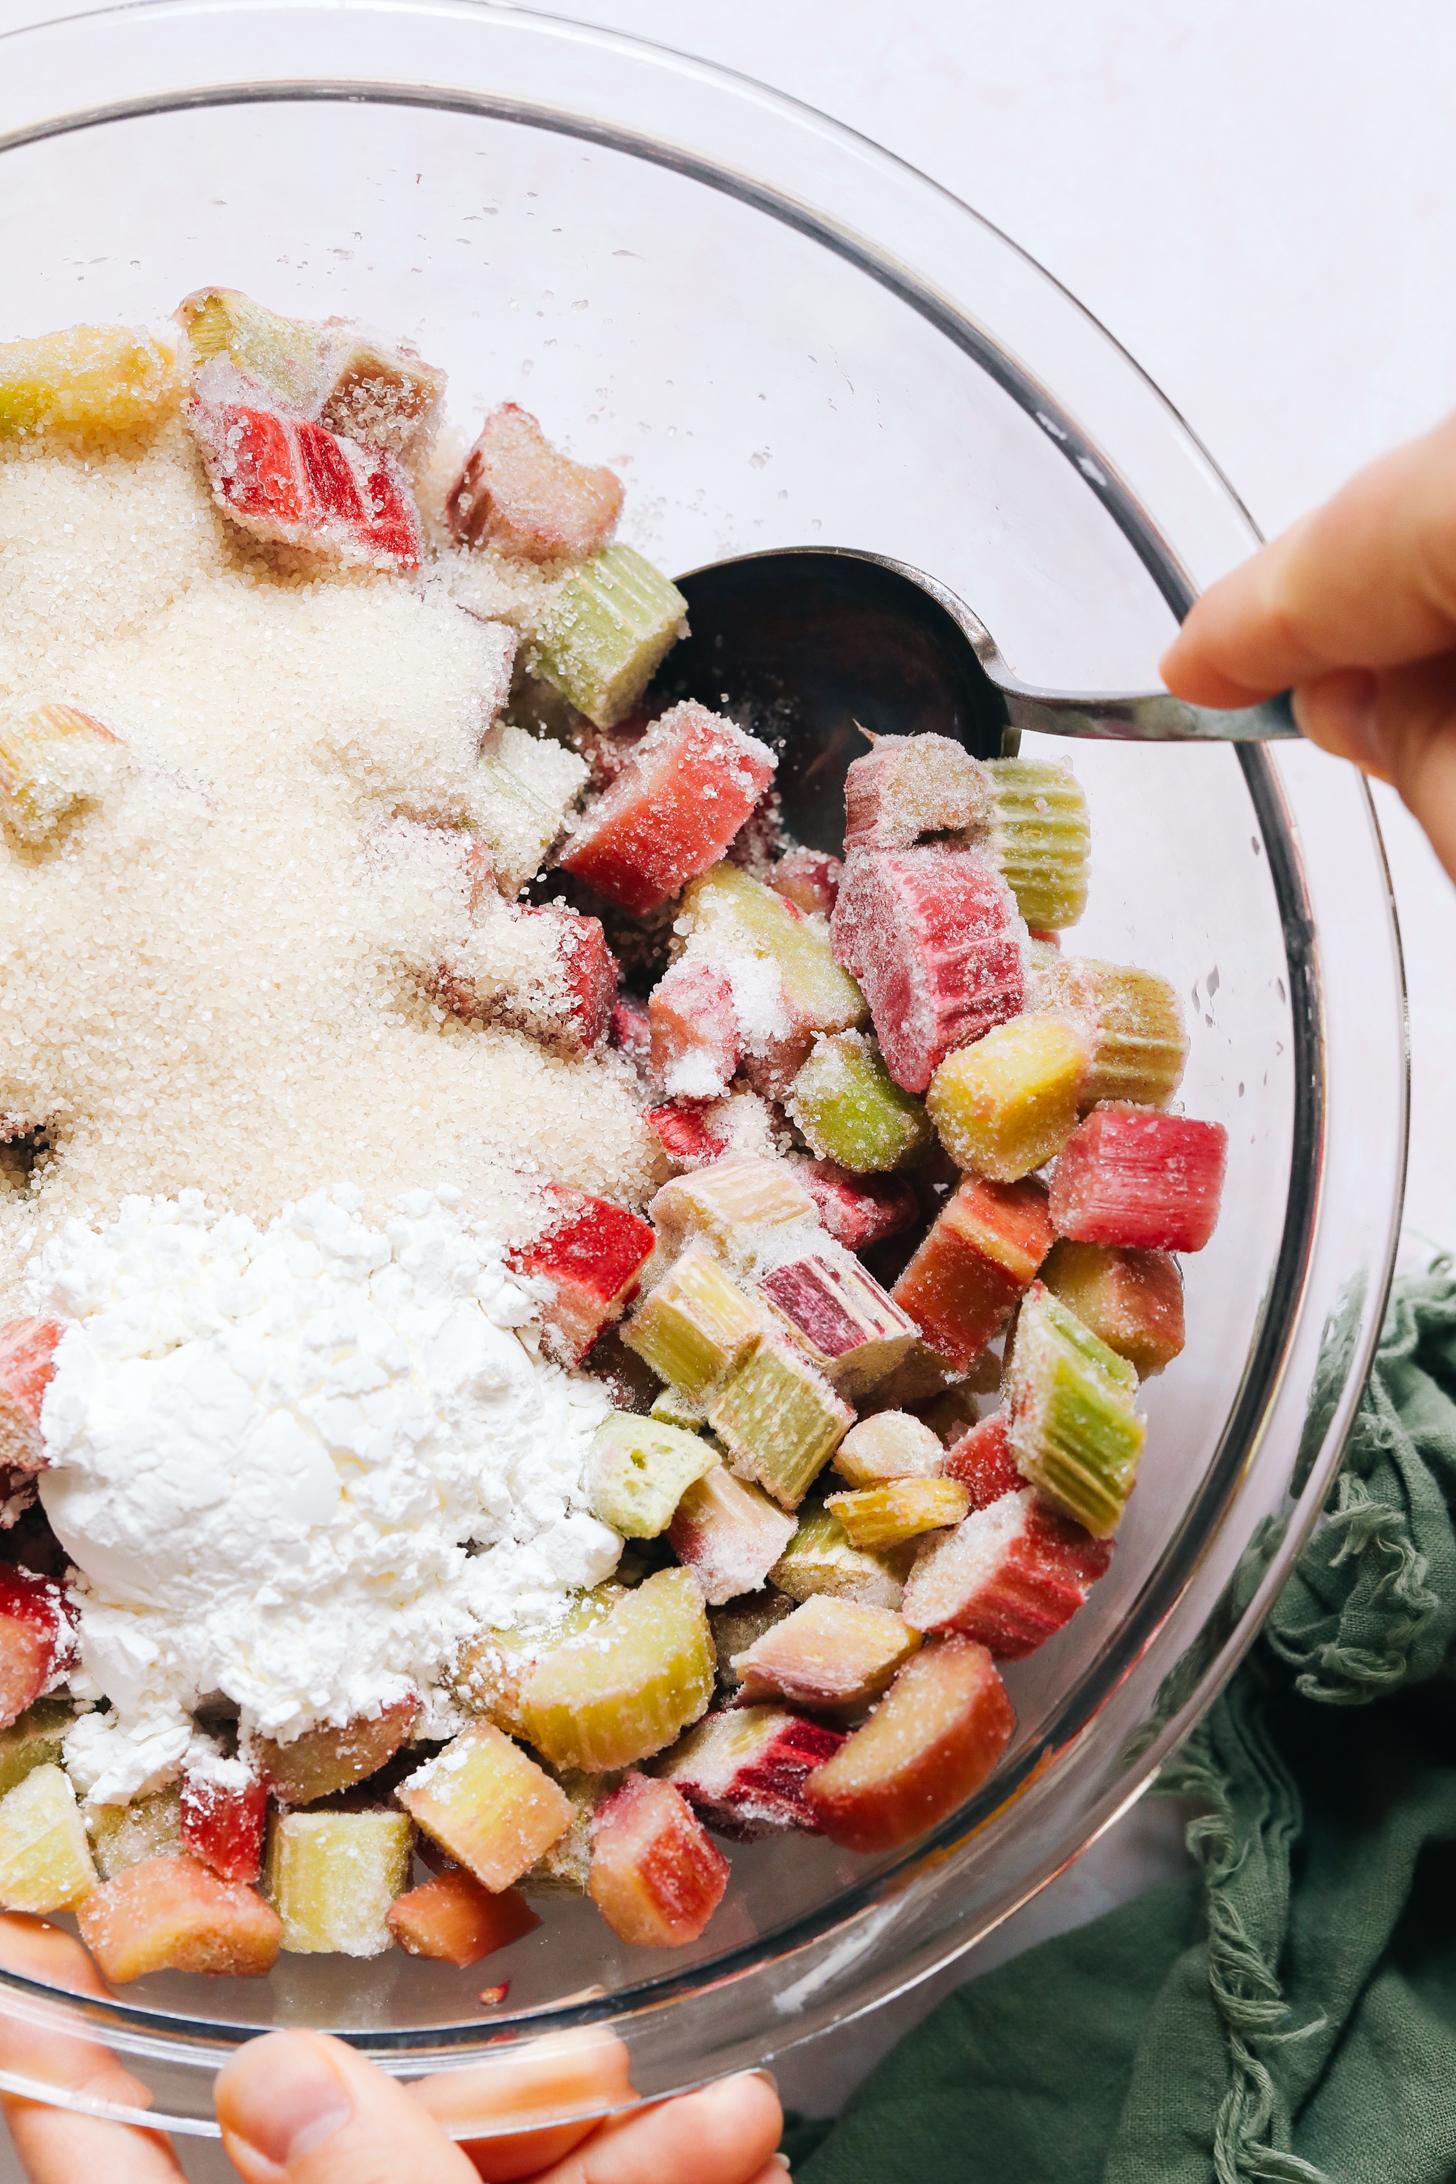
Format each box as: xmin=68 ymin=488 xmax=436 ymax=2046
xmin=180 ymin=1768 xmax=268 ymax=1886
xmin=0 ymin=1318 xmax=63 ymax=1475
xmin=649 ymin=957 xmax=741 ymax=1100
xmin=509 ymin=1186 xmax=655 ymax=1360
xmin=901 ymin=1488 xmax=1111 ymax=1658
xmin=77 ymin=1855 xmax=283 ymax=1983
xmin=644 ymin=1104 xmax=728 ymax=1168
xmin=891 ymin=1176 xmax=1053 ymax=1371
xmin=830 ymin=847 xmax=1026 ymax=1092
xmin=661 ymin=1706 xmax=847 ymax=1838
xmin=518 ymin=905 xmax=618 ymax=1052
xmin=608 ymin=993 xmax=652 ymax=1068
xmin=0 ymin=1566 xmax=74 ymax=1731
xmin=792 ymin=1158 xmax=919 ymax=1253
xmin=559 ymin=702 xmax=777 ymax=914
xmin=773 ymin=848 xmax=843 ymax=914
xmin=588 ymin=1772 xmax=729 ymax=1946
xmin=1050 ymin=1107 xmax=1228 ymax=1254
xmin=842 ymin=732 xmax=989 ymax=852
xmin=387 ymin=1871 xmax=541 ymax=1967
xmin=941 ymin=1412 xmax=1022 ymax=1511
xmin=760 ymin=1250 xmax=916 ymax=1397
xmin=446 ymin=403 xmax=624 ymax=562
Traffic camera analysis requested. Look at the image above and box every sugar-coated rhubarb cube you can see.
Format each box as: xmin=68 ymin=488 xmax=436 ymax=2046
xmin=447 ymin=404 xmax=623 ymax=562
xmin=0 ymin=1697 xmax=73 ymax=1799
xmin=524 ymin=1770 xmax=602 ymax=1896
xmin=668 ymin=1469 xmax=797 ymax=1606
xmin=843 ymin=733 xmax=991 ymax=852
xmin=1041 ymin=1240 xmax=1185 ymax=1377
xmin=0 ymin=1566 xmax=73 ymax=1731
xmin=986 ymin=757 xmax=1091 ymax=930
xmin=650 ymin=1384 xmax=709 ymax=1430
xmin=560 ymin=703 xmax=775 ymax=909
xmin=770 ymin=1507 xmax=908 ymax=1612
xmin=185 ymin=363 xmax=422 ymax=570
xmin=680 ymin=863 xmax=866 ymax=1045
xmin=832 ymin=1411 xmax=945 ymax=1487
xmin=0 ymin=1763 xmax=97 ymax=1913
xmin=825 ymin=1477 xmax=971 ymax=1551
xmin=399 ymin=1723 xmax=572 ymax=1891
xmin=644 ymin=1103 xmax=728 ymax=1169
xmin=831 ymin=847 xmax=1026 ymax=1092
xmin=609 ymin=993 xmax=653 ymax=1068
xmin=588 ymin=1772 xmax=729 ymax=1947
xmin=517 ymin=1569 xmax=715 ymax=1775
xmin=708 ymin=1337 xmax=853 ymax=1507
xmin=509 ymin=1186 xmax=656 ymax=1361
xmin=891 ymin=1175 xmax=1053 ymax=1370
xmin=318 ymin=330 xmax=447 ymax=469
xmin=438 ymin=901 xmax=617 ymax=1055
xmin=1050 ymin=1106 xmax=1228 ymax=1254
xmin=941 ymin=1412 xmax=1023 ymax=1510
xmin=927 ymin=1014 xmax=1089 ymax=1182
xmin=266 ymin=1811 xmax=413 ymax=1958
xmin=1035 ymin=956 xmax=1188 ymax=1109
xmin=649 ymin=957 xmax=742 ymax=1100
xmin=773 ymin=847 xmax=843 ymax=914
xmin=623 ymin=1241 xmax=764 ymax=1396
xmin=1005 ymin=1283 xmax=1146 ymax=1538
xmin=89 ymin=1789 xmax=182 ymax=1880
xmin=471 ymin=720 xmax=586 ymax=897
xmin=534 ymin=547 xmax=689 ymax=727
xmin=901 ymin=1487 xmax=1111 ymax=1658
xmin=791 ymin=1158 xmax=920 ymax=1252
xmin=0 ymin=1318 xmax=62 ymax=1474
xmin=758 ymin=1248 xmax=917 ymax=1399
xmin=387 ymin=1869 xmax=541 ymax=1966
xmin=660 ymin=1706 xmax=846 ymax=1837
xmin=180 ymin=1767 xmax=268 ymax=1885
xmin=731 ymin=1596 xmax=919 ymax=1712
xmin=650 ymin=1157 xmax=818 ymax=1270
xmin=251 ymin=1696 xmax=418 ymax=1806
xmin=78 ymin=1855 xmax=282 ymax=1982
xmin=452 ymin=1588 xmax=626 ymax=1738
xmin=178 ymin=286 xmax=331 ymax=410
xmin=803 ymin=1637 xmax=1015 ymax=1852
xmin=587 ymin=1413 xmax=718 ymax=1538
xmin=0 ymin=325 xmax=180 ymax=438
xmin=789 ymin=1031 xmax=931 ymax=1173
xmin=0 ymin=706 xmax=124 ymax=845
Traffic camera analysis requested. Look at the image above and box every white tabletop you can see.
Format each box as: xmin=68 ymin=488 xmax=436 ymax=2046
xmin=0 ymin=0 xmax=1451 ymax=2167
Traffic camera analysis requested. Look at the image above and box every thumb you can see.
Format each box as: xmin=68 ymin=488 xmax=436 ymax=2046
xmin=216 ymin=2030 xmax=478 ymax=2184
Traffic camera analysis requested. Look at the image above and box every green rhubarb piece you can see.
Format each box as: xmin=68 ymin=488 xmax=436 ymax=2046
xmin=451 ymin=1586 xmax=626 ymax=1736
xmin=587 ymin=1413 xmax=718 ymax=1538
xmin=708 ymin=1337 xmax=853 ymax=1508
xmin=623 ymin=1239 xmax=764 ymax=1397
xmin=926 ymin=1014 xmax=1089 ymax=1181
xmin=475 ymin=722 xmax=588 ymax=896
xmin=0 ymin=1699 xmax=73 ymax=1799
xmin=534 ymin=545 xmax=687 ymax=726
xmin=788 ymin=1029 xmax=930 ymax=1173
xmin=178 ymin=287 xmax=328 ymax=406
xmin=769 ymin=1506 xmax=909 ymax=1611
xmin=1084 ymin=962 xmax=1188 ymax=1108
xmin=649 ymin=1158 xmax=819 ymax=1270
xmin=1005 ymin=1283 xmax=1145 ymax=1537
xmin=0 ymin=1764 xmax=98 ymax=1913
xmin=266 ymin=1810 xmax=414 ymax=1957
xmin=88 ymin=1787 xmax=182 ymax=1878
xmin=517 ymin=1568 xmax=714 ymax=1774
xmin=987 ymin=757 xmax=1091 ymax=930
xmin=681 ymin=862 xmax=865 ymax=1032
xmin=650 ymin=1384 xmax=711 ymax=1430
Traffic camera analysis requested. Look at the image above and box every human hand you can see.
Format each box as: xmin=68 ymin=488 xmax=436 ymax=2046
xmin=0 ymin=1914 xmax=786 ymax=2184
xmin=1160 ymin=411 xmax=1456 ymax=881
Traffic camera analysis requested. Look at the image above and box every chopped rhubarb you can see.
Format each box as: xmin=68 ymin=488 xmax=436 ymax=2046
xmin=387 ymin=1870 xmax=540 ymax=1967
xmin=559 ymin=702 xmax=776 ymax=913
xmin=771 ymin=1506 xmax=908 ymax=1612
xmin=509 ymin=1186 xmax=655 ymax=1361
xmin=731 ymin=1596 xmax=919 ymax=1712
xmin=759 ymin=1248 xmax=917 ymax=1398
xmin=0 ymin=705 xmax=124 ymax=844
xmin=792 ymin=1158 xmax=919 ymax=1253
xmin=266 ymin=1811 xmax=414 ymax=1957
xmin=180 ymin=1767 xmax=268 ymax=1885
xmin=649 ymin=957 xmax=742 ymax=1101
xmin=927 ymin=1014 xmax=1089 ymax=1182
xmin=0 ymin=1566 xmax=73 ymax=1732
xmin=824 ymin=1476 xmax=971 ymax=1551
xmin=517 ymin=905 xmax=618 ymax=1052
xmin=788 ymin=1030 xmax=931 ymax=1174
xmin=661 ymin=1706 xmax=847 ymax=1836
xmin=668 ymin=1467 xmax=797 ymax=1605
xmin=902 ymin=1488 xmax=1111 ymax=1658
xmin=534 ymin=546 xmax=688 ymax=727
xmin=399 ymin=1723 xmax=573 ymax=1891
xmin=588 ymin=1772 xmax=729 ymax=1946
xmin=773 ymin=847 xmax=843 ymax=914
xmin=517 ymin=1569 xmax=715 ymax=1774
xmin=251 ymin=1696 xmax=419 ymax=1806
xmin=891 ymin=1175 xmax=1053 ymax=1370
xmin=624 ymin=1240 xmax=764 ymax=1398
xmin=803 ymin=1637 xmax=1015 ymax=1852
xmin=986 ymin=757 xmax=1091 ymax=930
xmin=78 ymin=1854 xmax=282 ymax=1982
xmin=0 ymin=324 xmax=180 ymax=438
xmin=0 ymin=1763 xmax=96 ymax=1914
xmin=644 ymin=1103 xmax=728 ymax=1168
xmin=941 ymin=1412 xmax=1023 ymax=1510
xmin=89 ymin=1789 xmax=182 ymax=1880
xmin=0 ymin=1697 xmax=72 ymax=1800
xmin=609 ymin=992 xmax=653 ymax=1067
xmin=0 ymin=1318 xmax=63 ymax=1474
xmin=447 ymin=403 xmax=623 ymax=562
xmin=843 ymin=733 xmax=991 ymax=852
xmin=437 ymin=901 xmax=617 ymax=1056
xmin=708 ymin=1336 xmax=854 ymax=1507
xmin=830 ymin=846 xmax=1026 ymax=1092
xmin=1005 ymin=1283 xmax=1146 ymax=1538
xmin=650 ymin=1156 xmax=818 ymax=1269
xmin=1050 ymin=1106 xmax=1228 ymax=1254
xmin=832 ymin=1410 xmax=946 ymax=1487
xmin=1041 ymin=1240 xmax=1186 ymax=1377
xmin=587 ymin=1412 xmax=717 ymax=1538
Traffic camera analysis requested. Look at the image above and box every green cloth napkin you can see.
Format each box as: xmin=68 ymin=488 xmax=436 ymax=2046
xmin=788 ymin=1269 xmax=1456 ymax=2184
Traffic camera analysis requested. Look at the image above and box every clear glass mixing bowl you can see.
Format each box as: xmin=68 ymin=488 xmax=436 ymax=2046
xmin=0 ymin=0 xmax=1408 ymax=2140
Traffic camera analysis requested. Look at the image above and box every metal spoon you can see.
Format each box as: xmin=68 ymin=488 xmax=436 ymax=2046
xmin=650 ymin=545 xmax=1295 ymax=853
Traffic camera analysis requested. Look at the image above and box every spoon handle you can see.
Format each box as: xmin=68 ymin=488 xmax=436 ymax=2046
xmin=1000 ymin=685 xmax=1297 ymax=744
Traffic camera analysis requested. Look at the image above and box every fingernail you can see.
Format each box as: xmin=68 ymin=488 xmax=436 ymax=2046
xmin=218 ymin=2033 xmax=353 ymax=2168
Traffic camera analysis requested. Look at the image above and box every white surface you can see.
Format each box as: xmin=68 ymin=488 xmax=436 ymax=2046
xmin=0 ymin=0 xmax=1452 ymax=2170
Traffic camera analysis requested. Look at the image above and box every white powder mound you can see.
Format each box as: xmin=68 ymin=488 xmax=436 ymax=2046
xmin=34 ymin=1187 xmax=621 ymax=1802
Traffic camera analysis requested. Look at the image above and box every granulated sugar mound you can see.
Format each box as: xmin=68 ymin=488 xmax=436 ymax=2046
xmin=0 ymin=429 xmax=658 ymax=1300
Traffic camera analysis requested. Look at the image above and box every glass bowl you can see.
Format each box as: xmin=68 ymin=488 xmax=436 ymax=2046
xmin=0 ymin=0 xmax=1407 ymax=2140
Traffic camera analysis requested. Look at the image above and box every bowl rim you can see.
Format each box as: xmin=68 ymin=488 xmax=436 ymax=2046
xmin=0 ymin=0 xmax=1408 ymax=2130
